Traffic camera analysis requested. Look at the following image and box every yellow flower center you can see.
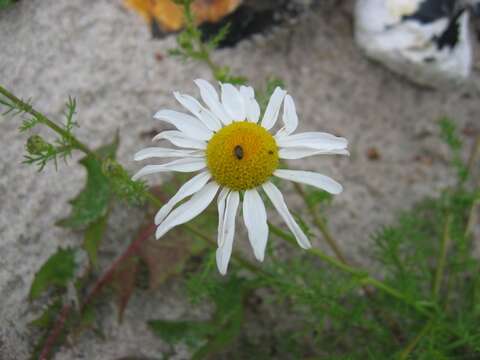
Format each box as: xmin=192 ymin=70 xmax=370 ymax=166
xmin=206 ymin=122 xmax=279 ymax=191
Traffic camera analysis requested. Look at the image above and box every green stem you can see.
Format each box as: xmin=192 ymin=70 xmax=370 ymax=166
xmin=293 ymin=183 xmax=347 ymax=263
xmin=183 ymin=224 xmax=270 ymax=277
xmin=399 ymin=319 xmax=433 ymax=360
xmin=144 ymin=190 xmax=268 ymax=276
xmin=401 ymin=214 xmax=453 ymax=358
xmin=465 ymin=134 xmax=480 ymax=182
xmin=465 ymin=198 xmax=479 ymax=238
xmin=269 ymin=222 xmax=430 ymax=316
xmin=433 ymin=215 xmax=452 ymax=300
xmin=464 ymin=134 xmax=480 ymax=238
xmin=0 ymin=85 xmax=94 ymax=156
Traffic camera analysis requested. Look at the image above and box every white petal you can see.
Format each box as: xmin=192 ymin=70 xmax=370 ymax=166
xmin=276 ymin=94 xmax=298 ymax=137
xmin=243 ymin=189 xmax=269 ymax=261
xmin=154 ymin=171 xmax=212 ymax=225
xmin=274 ymin=169 xmax=343 ymax=195
xmin=132 ymin=158 xmax=206 ymax=180
xmin=153 ymin=130 xmax=207 ymax=150
xmin=279 ymin=147 xmax=350 ymax=160
xmin=194 ymin=79 xmax=231 ymax=125
xmin=173 ymin=91 xmax=222 ymax=131
xmin=261 ymin=87 xmax=287 ymax=130
xmin=155 ymin=182 xmax=220 ymax=239
xmin=134 ymin=147 xmax=202 ymax=161
xmin=154 ymin=109 xmax=212 ymax=141
xmin=276 ymin=132 xmax=348 ymax=150
xmin=216 ymin=191 xmax=240 ymax=275
xmin=221 ymin=83 xmax=245 ymax=122
xmin=217 ymin=187 xmax=230 ymax=247
xmin=240 ymin=86 xmax=260 ymax=123
xmin=262 ymin=182 xmax=311 ymax=249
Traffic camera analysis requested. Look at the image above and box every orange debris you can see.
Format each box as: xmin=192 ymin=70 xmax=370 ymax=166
xmin=124 ymin=0 xmax=242 ymax=32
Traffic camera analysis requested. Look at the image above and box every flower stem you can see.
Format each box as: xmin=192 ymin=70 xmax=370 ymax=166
xmin=291 ymin=183 xmax=425 ymax=309
xmin=182 ymin=221 xmax=270 ymax=277
xmin=293 ymin=182 xmax=347 ymax=262
xmin=432 ymin=214 xmax=452 ymax=300
xmin=269 ymin=222 xmax=430 ymax=316
xmin=39 ymin=303 xmax=72 ymax=360
xmin=399 ymin=319 xmax=434 ymax=360
xmin=465 ymin=134 xmax=480 ymax=182
xmin=143 ymin=189 xmax=269 ymax=276
xmin=399 ymin=214 xmax=453 ymax=357
xmin=465 ymin=133 xmax=480 ymax=238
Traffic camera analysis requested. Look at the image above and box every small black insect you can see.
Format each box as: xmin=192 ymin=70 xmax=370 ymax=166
xmin=234 ymin=145 xmax=244 ymax=160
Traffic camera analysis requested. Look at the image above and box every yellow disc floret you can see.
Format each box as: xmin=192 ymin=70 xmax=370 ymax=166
xmin=206 ymin=122 xmax=279 ymax=191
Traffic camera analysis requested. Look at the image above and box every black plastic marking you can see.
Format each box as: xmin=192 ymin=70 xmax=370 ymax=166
xmin=402 ymin=0 xmax=456 ymax=24
xmin=434 ymin=9 xmax=465 ymax=50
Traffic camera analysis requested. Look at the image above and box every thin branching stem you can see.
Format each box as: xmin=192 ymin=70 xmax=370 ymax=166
xmin=269 ymin=222 xmax=430 ymax=316
xmin=465 ymin=198 xmax=479 ymax=238
xmin=143 ymin=191 xmax=269 ymax=277
xmin=399 ymin=319 xmax=434 ymax=360
xmin=0 ymin=85 xmax=94 ymax=156
xmin=183 ymin=224 xmax=272 ymax=278
xmin=465 ymin=134 xmax=480 ymax=182
xmin=433 ymin=215 xmax=452 ymax=300
xmin=465 ymin=134 xmax=480 ymax=237
xmin=292 ymin=181 xmax=413 ymax=341
xmin=292 ymin=182 xmax=347 ymax=262
xmin=399 ymin=133 xmax=479 ymax=357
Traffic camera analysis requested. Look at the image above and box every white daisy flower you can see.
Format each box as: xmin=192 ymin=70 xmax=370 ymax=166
xmin=133 ymin=79 xmax=348 ymax=275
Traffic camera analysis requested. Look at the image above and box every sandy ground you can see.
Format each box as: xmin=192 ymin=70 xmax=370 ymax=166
xmin=0 ymin=0 xmax=479 ymax=359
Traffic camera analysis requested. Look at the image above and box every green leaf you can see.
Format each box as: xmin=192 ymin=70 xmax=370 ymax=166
xmin=148 ymin=320 xmax=213 ymax=347
xmin=207 ymin=23 xmax=231 ymax=50
xmin=29 ymin=300 xmax=63 ymax=328
xmin=192 ymin=277 xmax=250 ymax=359
xmin=138 ymin=229 xmax=206 ymax=290
xmin=305 ymin=188 xmax=333 ymax=208
xmin=29 ymin=248 xmax=77 ymax=300
xmin=78 ymin=304 xmax=96 ymax=330
xmin=192 ymin=307 xmax=243 ymax=360
xmin=0 ymin=0 xmax=16 ymax=10
xmin=57 ymin=137 xmax=118 ymax=229
xmin=439 ymin=117 xmax=462 ymax=151
xmin=438 ymin=117 xmax=468 ymax=182
xmin=258 ymin=77 xmax=286 ymax=113
xmin=149 ymin=276 xmax=253 ymax=358
xmin=83 ymin=215 xmax=108 ymax=267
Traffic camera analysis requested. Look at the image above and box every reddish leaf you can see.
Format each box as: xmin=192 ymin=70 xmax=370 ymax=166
xmin=139 ymin=229 xmax=201 ymax=290
xmin=114 ymin=257 xmax=139 ymax=323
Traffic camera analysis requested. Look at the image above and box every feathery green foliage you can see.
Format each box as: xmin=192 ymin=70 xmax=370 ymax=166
xmin=169 ymin=0 xmax=246 ymax=84
xmin=0 ymin=0 xmax=16 ymax=9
